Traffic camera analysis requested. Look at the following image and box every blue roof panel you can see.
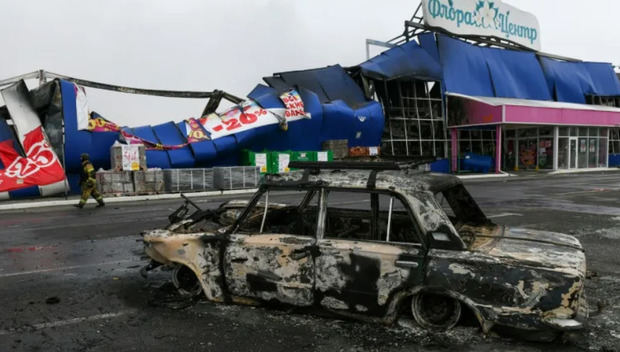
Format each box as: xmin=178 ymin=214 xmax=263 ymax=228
xmin=483 ymin=47 xmax=551 ymax=100
xmin=437 ymin=36 xmax=495 ymax=97
xmin=360 ymin=40 xmax=442 ymax=81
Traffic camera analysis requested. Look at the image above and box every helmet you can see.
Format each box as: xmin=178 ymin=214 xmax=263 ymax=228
xmin=80 ymin=153 xmax=89 ymax=161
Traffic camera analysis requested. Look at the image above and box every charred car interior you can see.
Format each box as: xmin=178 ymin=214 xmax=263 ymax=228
xmin=142 ymin=161 xmax=587 ymax=339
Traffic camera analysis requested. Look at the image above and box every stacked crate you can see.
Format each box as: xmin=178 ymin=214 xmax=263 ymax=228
xmin=214 ymin=166 xmax=261 ymax=190
xmin=322 ymin=139 xmax=348 ymax=159
xmin=96 ymin=171 xmax=135 ymax=196
xmin=110 ymin=143 xmax=147 ymax=171
xmin=163 ymin=168 xmax=214 ymax=193
xmin=133 ymin=170 xmax=165 ymax=194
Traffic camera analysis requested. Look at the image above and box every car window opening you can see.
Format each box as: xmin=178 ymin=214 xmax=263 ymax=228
xmin=434 ymin=184 xmax=495 ymax=242
xmin=324 ymin=190 xmax=421 ymax=245
xmin=238 ymin=189 xmax=319 ymax=237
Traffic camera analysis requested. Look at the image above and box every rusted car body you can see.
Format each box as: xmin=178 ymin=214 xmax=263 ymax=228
xmin=142 ymin=164 xmax=587 ymax=335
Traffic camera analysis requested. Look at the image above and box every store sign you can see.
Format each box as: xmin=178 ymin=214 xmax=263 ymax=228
xmin=422 ymin=0 xmax=541 ymax=51
xmin=0 ymin=126 xmax=66 ymax=192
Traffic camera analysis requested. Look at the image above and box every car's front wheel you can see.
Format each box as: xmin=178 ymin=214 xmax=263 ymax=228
xmin=172 ymin=265 xmax=203 ymax=297
xmin=411 ymin=293 xmax=462 ymax=330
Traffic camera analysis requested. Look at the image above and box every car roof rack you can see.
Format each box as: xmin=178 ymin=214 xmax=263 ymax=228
xmin=288 ymin=158 xmax=437 ymax=171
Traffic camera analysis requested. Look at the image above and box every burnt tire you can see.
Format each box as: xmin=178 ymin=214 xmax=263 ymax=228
xmin=411 ymin=293 xmax=462 ymax=330
xmin=172 ymin=265 xmax=203 ymax=297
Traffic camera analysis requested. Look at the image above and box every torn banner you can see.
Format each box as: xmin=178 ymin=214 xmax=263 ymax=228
xmin=0 ymin=126 xmax=66 ymax=192
xmin=88 ymin=113 xmax=209 ymax=150
xmin=203 ymin=90 xmax=310 ymax=140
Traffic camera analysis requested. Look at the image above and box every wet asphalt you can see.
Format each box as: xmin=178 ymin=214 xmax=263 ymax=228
xmin=1 ymin=172 xmax=620 ymax=351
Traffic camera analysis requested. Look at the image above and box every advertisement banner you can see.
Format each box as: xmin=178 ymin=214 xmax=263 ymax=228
xmin=0 ymin=126 xmax=66 ymax=192
xmin=121 ymin=144 xmax=141 ymax=171
xmin=203 ymin=89 xmax=311 ymax=140
xmin=203 ymin=100 xmax=279 ymax=140
xmin=88 ymin=112 xmax=122 ymax=132
xmin=422 ymin=0 xmax=541 ymax=51
xmin=185 ymin=117 xmax=210 ymax=143
xmin=279 ymin=90 xmax=310 ymax=119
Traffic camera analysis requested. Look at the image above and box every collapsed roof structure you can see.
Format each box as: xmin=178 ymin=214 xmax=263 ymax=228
xmin=1 ymin=0 xmax=620 ymax=199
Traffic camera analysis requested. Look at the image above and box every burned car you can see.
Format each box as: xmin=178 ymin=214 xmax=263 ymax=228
xmin=142 ymin=162 xmax=586 ymax=336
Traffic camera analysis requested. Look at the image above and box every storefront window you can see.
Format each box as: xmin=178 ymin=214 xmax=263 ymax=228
xmin=570 ymin=127 xmax=578 ymax=137
xmin=502 ymin=126 xmax=609 ymax=171
xmin=505 ymin=139 xmax=516 ymax=170
xmin=578 ymin=138 xmax=588 ymax=168
xmin=539 ymin=127 xmax=553 ymax=136
xmin=599 ymin=138 xmax=608 ymax=167
xmin=558 ymin=138 xmax=569 ymax=169
xmin=519 ymin=129 xmax=537 ymax=138
xmin=600 ymin=128 xmax=608 ymax=137
xmin=539 ymin=138 xmax=554 ymax=169
xmin=588 ymin=138 xmax=598 ymax=168
xmin=518 ymin=139 xmax=537 ymax=170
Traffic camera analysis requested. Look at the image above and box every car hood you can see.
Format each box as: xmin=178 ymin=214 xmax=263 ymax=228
xmin=466 ymin=225 xmax=586 ymax=276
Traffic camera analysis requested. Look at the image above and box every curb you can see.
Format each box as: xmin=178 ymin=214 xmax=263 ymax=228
xmin=457 ymin=173 xmax=515 ymax=180
xmin=0 ymin=189 xmax=258 ymax=211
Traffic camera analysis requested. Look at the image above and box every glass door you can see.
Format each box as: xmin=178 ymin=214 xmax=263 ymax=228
xmin=569 ymin=137 xmax=578 ymax=169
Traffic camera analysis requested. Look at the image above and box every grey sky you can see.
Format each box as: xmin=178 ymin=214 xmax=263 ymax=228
xmin=1 ymin=0 xmax=619 ymax=126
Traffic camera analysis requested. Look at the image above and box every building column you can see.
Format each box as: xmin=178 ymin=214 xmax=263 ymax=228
xmin=553 ymin=126 xmax=559 ymax=170
xmin=495 ymin=125 xmax=502 ymax=174
xmin=451 ymin=128 xmax=458 ymax=173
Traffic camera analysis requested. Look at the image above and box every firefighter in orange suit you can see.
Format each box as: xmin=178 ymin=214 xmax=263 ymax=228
xmin=75 ymin=153 xmax=105 ymax=208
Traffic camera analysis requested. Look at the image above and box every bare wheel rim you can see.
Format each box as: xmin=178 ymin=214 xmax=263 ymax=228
xmin=172 ymin=265 xmax=202 ymax=297
xmin=411 ymin=293 xmax=462 ymax=330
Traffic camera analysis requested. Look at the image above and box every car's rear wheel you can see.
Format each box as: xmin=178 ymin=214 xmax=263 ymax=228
xmin=172 ymin=265 xmax=203 ymax=297
xmin=411 ymin=293 xmax=462 ymax=330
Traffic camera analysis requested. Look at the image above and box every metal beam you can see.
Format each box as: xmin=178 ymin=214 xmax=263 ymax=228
xmin=42 ymin=71 xmax=244 ymax=103
xmin=0 ymin=70 xmax=244 ymax=104
xmin=0 ymin=71 xmax=40 ymax=88
xmin=365 ymin=39 xmax=397 ymax=59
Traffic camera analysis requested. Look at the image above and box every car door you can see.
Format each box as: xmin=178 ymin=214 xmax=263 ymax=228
xmin=224 ymin=188 xmax=319 ymax=306
xmin=314 ymin=190 xmax=426 ymax=316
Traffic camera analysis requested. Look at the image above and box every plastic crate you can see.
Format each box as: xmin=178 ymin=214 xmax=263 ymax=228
xmin=96 ymin=170 xmax=135 ymax=196
xmin=213 ymin=166 xmax=261 ymax=190
xmin=133 ymin=170 xmax=164 ymax=194
xmin=163 ymin=168 xmax=214 ymax=193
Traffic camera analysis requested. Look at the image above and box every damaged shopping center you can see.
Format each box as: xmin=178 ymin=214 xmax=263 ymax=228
xmin=1 ymin=0 xmax=620 ymax=199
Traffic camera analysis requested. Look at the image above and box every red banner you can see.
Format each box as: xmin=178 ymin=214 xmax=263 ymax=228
xmin=0 ymin=127 xmax=65 ymax=192
xmin=88 ymin=115 xmax=121 ymax=132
